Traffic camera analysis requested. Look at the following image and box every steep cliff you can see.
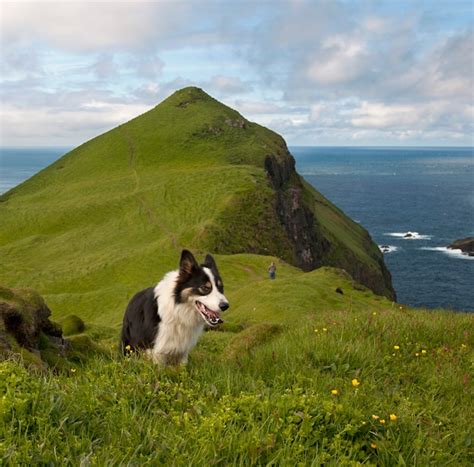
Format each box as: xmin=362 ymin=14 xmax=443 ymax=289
xmin=263 ymin=146 xmax=394 ymax=299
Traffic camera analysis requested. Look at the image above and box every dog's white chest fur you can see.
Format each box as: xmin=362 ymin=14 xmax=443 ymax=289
xmin=150 ymin=271 xmax=205 ymax=365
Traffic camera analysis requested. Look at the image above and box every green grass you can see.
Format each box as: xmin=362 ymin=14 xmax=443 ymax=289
xmin=1 ymin=290 xmax=473 ymax=464
xmin=1 ymin=87 xmax=471 ymax=463
xmin=0 ymin=87 xmax=393 ymax=329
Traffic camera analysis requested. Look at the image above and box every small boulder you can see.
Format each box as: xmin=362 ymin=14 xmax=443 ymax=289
xmin=448 ymin=237 xmax=474 ymax=256
xmin=0 ymin=286 xmax=66 ymax=364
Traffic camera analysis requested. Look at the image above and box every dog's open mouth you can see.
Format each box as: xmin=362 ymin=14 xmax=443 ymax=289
xmin=195 ymin=301 xmax=223 ymax=327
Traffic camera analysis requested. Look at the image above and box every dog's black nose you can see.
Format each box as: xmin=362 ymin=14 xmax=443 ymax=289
xmin=219 ymin=301 xmax=229 ymax=311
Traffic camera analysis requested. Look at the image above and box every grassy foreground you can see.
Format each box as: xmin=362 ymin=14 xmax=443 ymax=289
xmin=0 ymin=87 xmax=471 ymax=463
xmin=2 ymin=264 xmax=473 ymax=465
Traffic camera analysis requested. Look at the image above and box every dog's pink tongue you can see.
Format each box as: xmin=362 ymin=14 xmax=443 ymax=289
xmin=209 ymin=310 xmax=223 ymax=324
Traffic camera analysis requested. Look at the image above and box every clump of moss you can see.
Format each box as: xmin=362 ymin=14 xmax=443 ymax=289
xmin=39 ymin=334 xmax=109 ymax=371
xmin=61 ymin=315 xmax=85 ymax=336
xmin=0 ymin=286 xmax=57 ymax=351
xmin=67 ymin=334 xmax=109 ymax=363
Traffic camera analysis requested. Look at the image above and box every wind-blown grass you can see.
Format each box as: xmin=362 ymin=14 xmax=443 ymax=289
xmin=2 ymin=292 xmax=472 ymax=465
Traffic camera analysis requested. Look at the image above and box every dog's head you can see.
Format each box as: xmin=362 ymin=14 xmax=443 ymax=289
xmin=174 ymin=250 xmax=229 ymax=327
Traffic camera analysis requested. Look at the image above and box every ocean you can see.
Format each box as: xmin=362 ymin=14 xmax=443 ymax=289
xmin=1 ymin=146 xmax=473 ymax=311
xmin=291 ymin=146 xmax=474 ymax=312
xmin=0 ymin=147 xmax=68 ymax=194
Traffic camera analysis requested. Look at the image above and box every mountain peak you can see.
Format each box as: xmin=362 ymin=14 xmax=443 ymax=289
xmin=163 ymin=86 xmax=217 ymax=108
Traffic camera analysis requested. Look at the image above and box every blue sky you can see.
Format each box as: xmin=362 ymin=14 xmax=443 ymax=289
xmin=1 ymin=0 xmax=473 ymax=147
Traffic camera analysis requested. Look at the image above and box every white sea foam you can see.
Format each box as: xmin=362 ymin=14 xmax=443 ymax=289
xmin=420 ymin=247 xmax=474 ymax=260
xmin=378 ymin=245 xmax=398 ymax=253
xmin=385 ymin=231 xmax=432 ymax=240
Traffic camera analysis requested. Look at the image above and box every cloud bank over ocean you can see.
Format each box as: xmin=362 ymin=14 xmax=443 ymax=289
xmin=1 ymin=0 xmax=473 ymax=146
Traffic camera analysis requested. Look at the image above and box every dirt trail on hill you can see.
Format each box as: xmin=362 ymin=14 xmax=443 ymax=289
xmin=121 ymin=127 xmax=177 ymax=247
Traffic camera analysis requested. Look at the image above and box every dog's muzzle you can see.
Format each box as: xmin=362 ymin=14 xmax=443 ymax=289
xmin=195 ymin=301 xmax=224 ymax=327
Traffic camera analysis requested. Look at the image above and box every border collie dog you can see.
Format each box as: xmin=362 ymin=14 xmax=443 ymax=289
xmin=121 ymin=250 xmax=229 ymax=365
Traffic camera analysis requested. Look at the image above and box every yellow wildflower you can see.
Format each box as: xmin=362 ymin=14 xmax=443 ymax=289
xmin=394 ymin=345 xmax=400 ymax=350
xmin=314 ymin=328 xmax=319 ymax=333
xmin=380 ymin=419 xmax=386 ymax=424
xmin=421 ymin=349 xmax=427 ymax=354
xmin=372 ymin=414 xmax=379 ymax=420
xmin=371 ymin=442 xmax=377 ymax=449
xmin=390 ymin=414 xmax=397 ymax=422
xmin=323 ymin=327 xmax=328 ymax=332
xmin=331 ymin=389 xmax=339 ymax=396
xmin=352 ymin=378 xmax=360 ymax=387
xmin=70 ymin=368 xmax=76 ymax=373
xmin=125 ymin=345 xmax=131 ymax=351
xmin=372 ymin=311 xmax=377 ymax=316
xmin=461 ymin=344 xmax=467 ymax=348
xmin=415 ymin=352 xmax=419 ymax=357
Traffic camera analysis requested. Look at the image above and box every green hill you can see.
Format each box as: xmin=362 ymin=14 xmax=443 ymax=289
xmin=0 ymin=87 xmax=393 ymax=326
xmin=1 ymin=89 xmax=472 ymax=463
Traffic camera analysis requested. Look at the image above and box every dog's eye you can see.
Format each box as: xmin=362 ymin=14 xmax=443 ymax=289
xmin=199 ymin=286 xmax=211 ymax=294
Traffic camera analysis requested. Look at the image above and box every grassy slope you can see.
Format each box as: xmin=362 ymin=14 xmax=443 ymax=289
xmin=1 ymin=273 xmax=473 ymax=464
xmin=0 ymin=87 xmax=391 ymax=326
xmin=0 ymin=88 xmax=284 ymax=322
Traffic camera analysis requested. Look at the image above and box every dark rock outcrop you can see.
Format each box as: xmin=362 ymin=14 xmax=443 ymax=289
xmin=265 ymin=153 xmax=329 ymax=271
xmin=264 ymin=150 xmax=396 ymax=301
xmin=0 ymin=286 xmax=66 ymax=364
xmin=448 ymin=237 xmax=474 ymax=257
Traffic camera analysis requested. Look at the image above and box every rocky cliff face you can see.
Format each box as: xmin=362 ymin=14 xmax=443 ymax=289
xmin=264 ymin=153 xmax=329 ymax=270
xmin=263 ymin=148 xmax=396 ymax=300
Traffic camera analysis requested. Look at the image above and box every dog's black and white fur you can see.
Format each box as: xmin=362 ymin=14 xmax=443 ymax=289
xmin=121 ymin=250 xmax=229 ymax=365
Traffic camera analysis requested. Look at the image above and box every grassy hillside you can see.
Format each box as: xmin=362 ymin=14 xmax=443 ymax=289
xmin=0 ymin=87 xmax=393 ymax=328
xmin=1 ymin=270 xmax=473 ymax=464
xmin=3 ymin=87 xmax=470 ymax=463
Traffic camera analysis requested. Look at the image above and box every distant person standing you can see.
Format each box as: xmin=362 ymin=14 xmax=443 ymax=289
xmin=268 ymin=262 xmax=276 ymax=280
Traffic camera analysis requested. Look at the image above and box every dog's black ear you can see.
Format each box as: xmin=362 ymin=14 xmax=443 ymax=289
xmin=179 ymin=250 xmax=198 ymax=276
xmin=204 ymin=254 xmax=218 ymax=272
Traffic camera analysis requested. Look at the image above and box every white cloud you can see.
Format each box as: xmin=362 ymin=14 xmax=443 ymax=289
xmin=233 ymin=100 xmax=283 ymax=115
xmin=0 ymin=0 xmax=472 ymax=146
xmin=0 ymin=101 xmax=151 ymax=146
xmin=208 ymin=75 xmax=248 ymax=95
xmin=351 ymin=102 xmax=421 ymax=129
xmin=0 ymin=2 xmax=190 ymax=52
xmin=307 ymin=36 xmax=369 ymax=85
